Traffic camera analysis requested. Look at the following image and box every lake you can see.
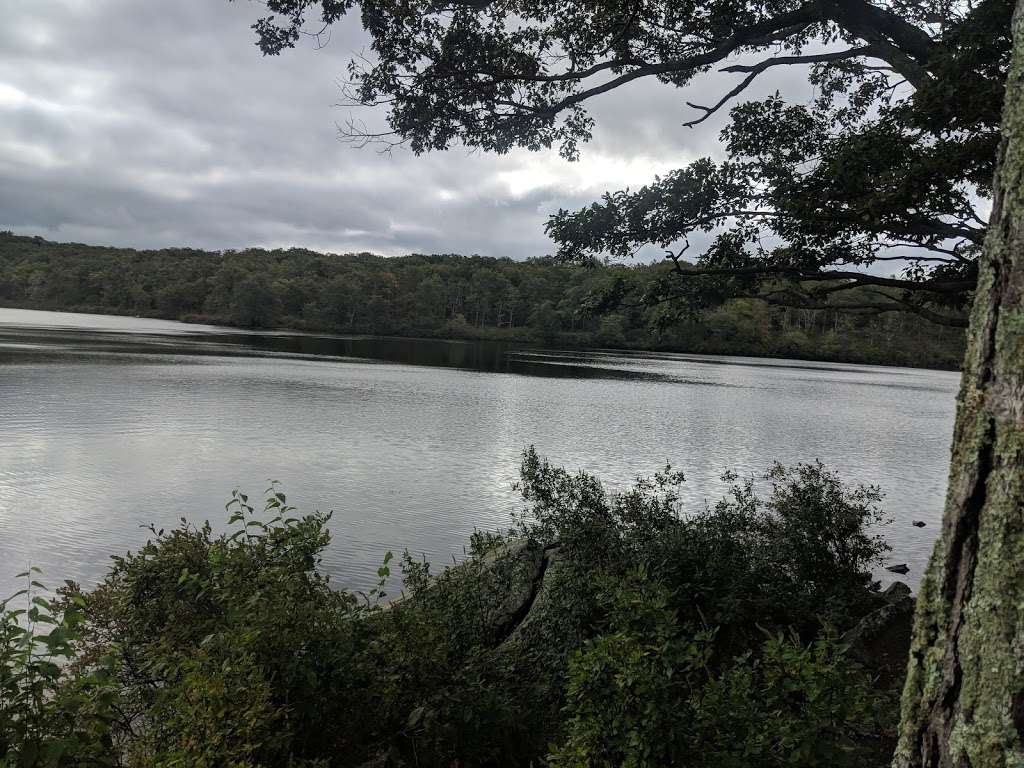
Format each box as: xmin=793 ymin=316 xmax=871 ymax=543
xmin=0 ymin=307 xmax=959 ymax=593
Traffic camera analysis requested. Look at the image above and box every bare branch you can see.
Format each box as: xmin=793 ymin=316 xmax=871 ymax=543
xmin=682 ymin=46 xmax=877 ymax=126
xmin=683 ymin=71 xmax=763 ymax=128
xmin=720 ymin=46 xmax=878 ymax=75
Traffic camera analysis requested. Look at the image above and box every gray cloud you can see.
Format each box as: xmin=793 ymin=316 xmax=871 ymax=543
xmin=0 ymin=0 xmax=809 ymax=259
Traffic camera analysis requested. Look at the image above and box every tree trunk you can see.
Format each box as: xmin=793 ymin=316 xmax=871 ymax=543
xmin=894 ymin=4 xmax=1024 ymax=765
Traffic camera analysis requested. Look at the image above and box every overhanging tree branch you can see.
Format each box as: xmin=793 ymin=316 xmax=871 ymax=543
xmin=237 ymin=0 xmax=1004 ymax=328
xmin=682 ymin=46 xmax=878 ymax=127
xmin=675 ymin=264 xmax=974 ymax=294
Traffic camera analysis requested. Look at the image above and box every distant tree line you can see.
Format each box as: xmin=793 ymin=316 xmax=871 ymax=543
xmin=0 ymin=232 xmax=964 ymax=368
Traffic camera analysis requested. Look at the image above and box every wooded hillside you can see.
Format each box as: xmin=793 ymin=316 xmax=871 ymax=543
xmin=0 ymin=232 xmax=965 ymax=368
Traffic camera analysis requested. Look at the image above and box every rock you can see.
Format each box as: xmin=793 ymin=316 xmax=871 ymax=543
xmin=912 ymin=520 xmax=926 ymax=527
xmin=480 ymin=539 xmax=548 ymax=639
xmin=886 ymin=563 xmax=910 ymax=574
xmin=386 ymin=537 xmax=551 ymax=644
xmin=499 ymin=544 xmax=566 ymax=647
xmin=843 ymin=590 xmax=916 ymax=690
xmin=881 ymin=580 xmax=912 ymax=604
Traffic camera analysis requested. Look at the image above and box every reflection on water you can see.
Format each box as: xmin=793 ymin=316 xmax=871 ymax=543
xmin=0 ymin=307 xmax=959 ymax=591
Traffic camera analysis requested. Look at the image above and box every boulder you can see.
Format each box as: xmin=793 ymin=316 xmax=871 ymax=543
xmin=498 ymin=544 xmax=566 ymax=648
xmin=386 ymin=537 xmax=552 ymax=644
xmin=881 ymin=580 xmax=912 ymax=603
xmin=843 ymin=585 xmax=915 ymax=690
xmin=477 ymin=538 xmax=548 ymax=639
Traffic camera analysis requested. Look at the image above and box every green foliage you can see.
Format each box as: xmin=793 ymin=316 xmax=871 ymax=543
xmin=644 ymin=463 xmax=891 ymax=642
xmin=514 ymin=449 xmax=889 ymax=631
xmin=131 ymin=650 xmax=288 ymax=768
xmin=0 ymin=232 xmax=966 ymax=368
xmin=69 ymin=486 xmax=385 ymax=766
xmin=233 ymin=0 xmax=1003 ymax=325
xmin=1 ymin=453 xmax=901 ymax=766
xmin=512 ymin=447 xmax=685 ymax=568
xmin=1 ymin=572 xmax=118 ymax=767
xmin=548 ymin=572 xmax=715 ymax=768
xmin=692 ymin=628 xmax=888 ymax=767
xmin=528 ymin=300 xmax=562 ymax=343
xmin=229 ymin=278 xmax=280 ymax=328
xmin=550 ymin=573 xmax=887 ymax=768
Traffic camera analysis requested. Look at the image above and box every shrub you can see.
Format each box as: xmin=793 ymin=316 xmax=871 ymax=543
xmin=0 ymin=453 xmax=898 ymax=767
xmin=691 ymin=628 xmax=890 ymax=767
xmin=645 ymin=463 xmax=890 ymax=646
xmin=1 ymin=572 xmax=119 ymax=767
xmin=551 ymin=575 xmax=888 ymax=768
xmin=66 ymin=486 xmax=386 ymax=766
xmin=513 ymin=447 xmax=685 ymax=563
xmin=548 ymin=571 xmax=714 ymax=768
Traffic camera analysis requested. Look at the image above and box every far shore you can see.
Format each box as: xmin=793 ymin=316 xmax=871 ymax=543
xmin=0 ymin=302 xmax=963 ymax=372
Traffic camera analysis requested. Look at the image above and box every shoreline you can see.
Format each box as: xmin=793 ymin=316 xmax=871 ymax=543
xmin=0 ymin=302 xmax=963 ymax=372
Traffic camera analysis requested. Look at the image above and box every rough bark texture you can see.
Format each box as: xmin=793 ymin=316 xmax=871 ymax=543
xmin=893 ymin=4 xmax=1024 ymax=765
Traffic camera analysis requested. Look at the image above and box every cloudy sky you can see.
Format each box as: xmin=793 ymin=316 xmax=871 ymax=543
xmin=1 ymin=0 xmax=811 ymax=259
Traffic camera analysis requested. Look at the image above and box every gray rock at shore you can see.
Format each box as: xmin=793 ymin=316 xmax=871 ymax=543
xmin=385 ymin=537 xmax=553 ymax=645
xmin=477 ymin=538 xmax=548 ymax=639
xmin=844 ymin=581 xmax=915 ymax=689
xmin=498 ymin=544 xmax=566 ymax=647
xmin=881 ymin=580 xmax=912 ymax=604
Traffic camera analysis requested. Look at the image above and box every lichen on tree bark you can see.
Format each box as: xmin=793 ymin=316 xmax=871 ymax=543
xmin=894 ymin=2 xmax=1024 ymax=765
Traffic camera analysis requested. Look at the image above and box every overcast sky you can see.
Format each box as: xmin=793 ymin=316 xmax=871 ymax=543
xmin=0 ymin=0 xmax=812 ymax=259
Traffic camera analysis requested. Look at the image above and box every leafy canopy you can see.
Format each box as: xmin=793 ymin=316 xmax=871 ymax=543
xmin=234 ymin=0 xmax=1012 ymax=326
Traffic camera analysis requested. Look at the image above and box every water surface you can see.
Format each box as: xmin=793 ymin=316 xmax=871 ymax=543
xmin=0 ymin=307 xmax=959 ymax=592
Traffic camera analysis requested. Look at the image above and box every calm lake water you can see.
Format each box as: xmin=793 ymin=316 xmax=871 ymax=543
xmin=0 ymin=307 xmax=959 ymax=592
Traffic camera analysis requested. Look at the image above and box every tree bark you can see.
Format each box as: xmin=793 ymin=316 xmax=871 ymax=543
xmin=894 ymin=3 xmax=1024 ymax=765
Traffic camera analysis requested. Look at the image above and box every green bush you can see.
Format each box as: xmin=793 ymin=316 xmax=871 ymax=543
xmin=548 ymin=571 xmax=715 ymax=768
xmin=1 ymin=453 xmax=899 ymax=767
xmin=1 ymin=573 xmax=119 ymax=767
xmin=691 ymin=628 xmax=888 ymax=768
xmin=549 ymin=573 xmax=888 ymax=768
xmin=65 ymin=487 xmax=386 ymax=766
xmin=643 ymin=463 xmax=890 ymax=649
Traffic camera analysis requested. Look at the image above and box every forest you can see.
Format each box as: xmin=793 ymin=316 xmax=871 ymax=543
xmin=0 ymin=232 xmax=965 ymax=369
